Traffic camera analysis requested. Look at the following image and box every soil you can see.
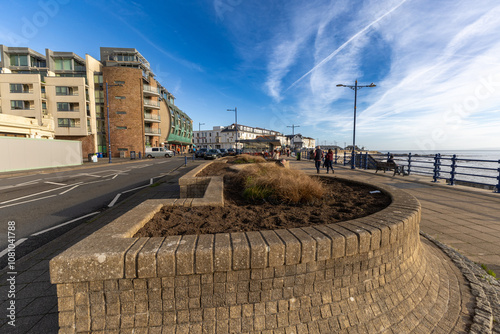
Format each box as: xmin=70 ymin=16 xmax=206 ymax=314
xmin=134 ymin=160 xmax=391 ymax=237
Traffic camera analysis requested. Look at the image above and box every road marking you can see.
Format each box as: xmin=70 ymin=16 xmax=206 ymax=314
xmin=122 ymin=184 xmax=149 ymax=194
xmin=59 ymin=184 xmax=81 ymax=195
xmin=108 ymin=194 xmax=121 ymax=207
xmin=31 ymin=211 xmax=100 ymax=236
xmin=45 ymin=181 xmax=67 ymax=186
xmin=0 ymin=194 xmax=58 ymax=209
xmin=77 ymin=173 xmax=102 ymax=178
xmin=0 ymin=238 xmax=28 ymax=258
xmin=0 ymin=183 xmax=79 ymax=205
xmin=112 ymin=174 xmax=119 ymax=179
xmin=150 ymin=178 xmax=153 ymax=185
xmin=17 ymin=179 xmax=42 ymax=186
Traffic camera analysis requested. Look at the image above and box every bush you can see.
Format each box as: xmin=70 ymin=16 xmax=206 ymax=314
xmin=233 ymin=154 xmax=267 ymax=164
xmin=238 ymin=164 xmax=324 ymax=204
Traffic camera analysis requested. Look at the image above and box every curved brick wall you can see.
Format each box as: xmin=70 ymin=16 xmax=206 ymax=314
xmin=51 ymin=173 xmax=454 ymax=333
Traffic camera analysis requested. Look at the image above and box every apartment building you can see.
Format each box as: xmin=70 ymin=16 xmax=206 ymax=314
xmin=193 ymin=124 xmax=288 ymax=151
xmin=0 ymin=45 xmax=193 ymax=157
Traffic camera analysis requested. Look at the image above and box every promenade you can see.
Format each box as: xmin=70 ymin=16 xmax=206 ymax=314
xmin=0 ymin=157 xmax=499 ymax=333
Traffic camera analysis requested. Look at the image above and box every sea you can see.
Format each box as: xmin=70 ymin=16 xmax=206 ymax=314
xmin=380 ymin=150 xmax=500 ymax=187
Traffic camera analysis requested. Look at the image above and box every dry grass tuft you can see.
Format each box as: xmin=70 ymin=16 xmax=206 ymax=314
xmin=233 ymin=154 xmax=267 ymax=164
xmin=238 ymin=164 xmax=324 ymax=204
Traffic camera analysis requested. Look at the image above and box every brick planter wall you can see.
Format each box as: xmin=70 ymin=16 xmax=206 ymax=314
xmin=50 ymin=164 xmax=429 ymax=333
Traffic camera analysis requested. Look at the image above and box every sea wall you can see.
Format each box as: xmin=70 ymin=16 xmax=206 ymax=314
xmin=50 ymin=162 xmax=430 ymax=333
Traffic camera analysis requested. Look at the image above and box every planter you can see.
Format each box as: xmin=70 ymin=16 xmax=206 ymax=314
xmin=50 ymin=162 xmax=427 ymax=333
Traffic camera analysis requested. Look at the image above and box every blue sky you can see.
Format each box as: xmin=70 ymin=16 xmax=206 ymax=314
xmin=2 ymin=0 xmax=500 ymax=151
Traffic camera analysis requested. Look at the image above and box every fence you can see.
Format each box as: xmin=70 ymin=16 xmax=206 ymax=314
xmin=346 ymin=151 xmax=500 ymax=193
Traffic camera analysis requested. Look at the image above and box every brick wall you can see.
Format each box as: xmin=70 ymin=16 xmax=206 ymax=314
xmin=102 ymin=67 xmax=145 ymax=158
xmin=51 ymin=173 xmax=432 ymax=333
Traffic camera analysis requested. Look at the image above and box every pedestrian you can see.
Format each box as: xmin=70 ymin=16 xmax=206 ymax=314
xmin=177 ymin=147 xmax=181 ymax=156
xmin=314 ymin=146 xmax=323 ymax=173
xmin=325 ymin=149 xmax=334 ymax=174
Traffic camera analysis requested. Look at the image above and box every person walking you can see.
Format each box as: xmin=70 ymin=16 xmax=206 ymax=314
xmin=325 ymin=149 xmax=334 ymax=174
xmin=314 ymin=146 xmax=323 ymax=173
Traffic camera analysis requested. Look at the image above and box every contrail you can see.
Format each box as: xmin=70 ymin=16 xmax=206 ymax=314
xmin=285 ymin=0 xmax=409 ymax=91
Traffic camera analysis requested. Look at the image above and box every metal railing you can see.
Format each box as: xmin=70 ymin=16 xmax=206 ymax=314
xmin=352 ymin=152 xmax=500 ymax=193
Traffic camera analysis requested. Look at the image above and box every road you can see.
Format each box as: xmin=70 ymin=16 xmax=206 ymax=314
xmin=0 ymin=157 xmax=191 ymax=253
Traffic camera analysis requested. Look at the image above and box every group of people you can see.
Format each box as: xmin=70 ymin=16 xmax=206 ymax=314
xmin=313 ymin=146 xmax=334 ymax=174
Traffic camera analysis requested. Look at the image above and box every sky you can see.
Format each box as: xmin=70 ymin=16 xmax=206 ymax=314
xmin=1 ymin=0 xmax=500 ymax=151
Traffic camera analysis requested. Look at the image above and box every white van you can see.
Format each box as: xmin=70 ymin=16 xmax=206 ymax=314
xmin=145 ymin=147 xmax=174 ymax=158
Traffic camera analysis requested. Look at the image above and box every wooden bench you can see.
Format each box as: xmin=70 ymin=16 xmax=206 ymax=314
xmin=375 ymin=161 xmax=407 ymax=176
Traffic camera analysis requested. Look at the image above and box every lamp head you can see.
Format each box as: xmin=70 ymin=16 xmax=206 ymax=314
xmin=369 ymin=83 xmax=376 ymax=87
xmin=336 ymin=84 xmax=345 ymax=87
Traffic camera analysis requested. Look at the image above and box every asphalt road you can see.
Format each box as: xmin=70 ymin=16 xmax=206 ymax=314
xmin=0 ymin=157 xmax=191 ymax=253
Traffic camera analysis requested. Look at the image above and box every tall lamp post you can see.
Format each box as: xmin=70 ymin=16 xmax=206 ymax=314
xmin=105 ymin=81 xmax=123 ymax=163
xmin=336 ymin=80 xmax=376 ymax=169
xmin=198 ymin=122 xmax=205 ymax=132
xmin=227 ymin=107 xmax=237 ymax=150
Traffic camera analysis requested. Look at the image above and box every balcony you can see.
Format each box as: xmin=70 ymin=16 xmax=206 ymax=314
xmin=144 ymin=127 xmax=161 ymax=136
xmin=144 ymin=113 xmax=161 ymax=123
xmin=143 ymin=84 xmax=160 ymax=97
xmin=143 ymin=99 xmax=160 ymax=109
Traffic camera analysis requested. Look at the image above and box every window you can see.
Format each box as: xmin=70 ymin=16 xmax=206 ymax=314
xmin=58 ymin=118 xmax=79 ymax=127
xmin=115 ymin=96 xmax=126 ymax=100
xmin=9 ymin=84 xmax=30 ymax=93
xmin=114 ymin=81 xmax=125 ymax=85
xmin=30 ymin=56 xmax=46 ymax=68
xmin=54 ymin=59 xmax=73 ymax=70
xmin=57 ymin=102 xmax=78 ymax=112
xmin=116 ymin=126 xmax=127 ymax=130
xmin=56 ymin=86 xmax=76 ymax=96
xmin=10 ymin=54 xmax=28 ymax=66
xmin=10 ymin=100 xmax=31 ymax=110
xmin=116 ymin=111 xmax=126 ymax=115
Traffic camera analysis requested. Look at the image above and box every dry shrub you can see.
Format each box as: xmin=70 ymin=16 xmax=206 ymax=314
xmin=234 ymin=154 xmax=267 ymax=164
xmin=238 ymin=164 xmax=324 ymax=204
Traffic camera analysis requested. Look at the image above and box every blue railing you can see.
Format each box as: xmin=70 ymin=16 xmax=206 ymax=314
xmin=358 ymin=152 xmax=500 ymax=193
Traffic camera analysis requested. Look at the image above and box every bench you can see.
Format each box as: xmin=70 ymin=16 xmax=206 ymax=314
xmin=375 ymin=161 xmax=407 ymax=176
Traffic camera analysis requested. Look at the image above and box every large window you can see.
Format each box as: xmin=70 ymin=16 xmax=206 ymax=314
xmin=30 ymin=56 xmax=46 ymax=68
xmin=57 ymin=102 xmax=78 ymax=112
xmin=9 ymin=84 xmax=30 ymax=93
xmin=10 ymin=54 xmax=28 ymax=66
xmin=58 ymin=118 xmax=79 ymax=127
xmin=56 ymin=86 xmax=76 ymax=96
xmin=54 ymin=59 xmax=73 ymax=71
xmin=10 ymin=100 xmax=31 ymax=110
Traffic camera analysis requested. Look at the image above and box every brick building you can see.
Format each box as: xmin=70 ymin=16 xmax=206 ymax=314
xmin=0 ymin=45 xmax=193 ymax=158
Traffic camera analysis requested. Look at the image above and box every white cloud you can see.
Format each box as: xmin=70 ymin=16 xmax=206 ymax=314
xmin=261 ymin=0 xmax=500 ymax=149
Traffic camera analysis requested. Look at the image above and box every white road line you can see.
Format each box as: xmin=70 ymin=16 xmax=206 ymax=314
xmin=0 ymin=194 xmax=58 ymax=209
xmin=0 ymin=238 xmax=28 ymax=258
xmin=150 ymin=178 xmax=153 ymax=185
xmin=108 ymin=194 xmax=121 ymax=207
xmin=31 ymin=211 xmax=100 ymax=236
xmin=112 ymin=174 xmax=119 ymax=180
xmin=45 ymin=181 xmax=67 ymax=186
xmin=59 ymin=184 xmax=81 ymax=195
xmin=122 ymin=184 xmax=149 ymax=194
xmin=77 ymin=173 xmax=102 ymax=178
xmin=0 ymin=182 xmax=76 ymax=205
xmin=17 ymin=179 xmax=42 ymax=186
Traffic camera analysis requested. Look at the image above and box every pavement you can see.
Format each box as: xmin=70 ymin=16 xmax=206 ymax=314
xmin=0 ymin=157 xmax=499 ymax=333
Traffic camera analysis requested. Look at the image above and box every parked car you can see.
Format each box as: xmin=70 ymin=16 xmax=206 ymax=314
xmin=226 ymin=148 xmax=236 ymax=156
xmin=195 ymin=148 xmax=208 ymax=158
xmin=204 ymin=149 xmax=222 ymax=160
xmin=145 ymin=147 xmax=174 ymax=158
xmin=219 ymin=148 xmax=228 ymax=157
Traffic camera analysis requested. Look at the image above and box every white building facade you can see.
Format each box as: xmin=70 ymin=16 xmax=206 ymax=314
xmin=193 ymin=124 xmax=288 ymax=150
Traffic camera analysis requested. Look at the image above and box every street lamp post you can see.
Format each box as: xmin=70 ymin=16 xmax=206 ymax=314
xmin=336 ymin=80 xmax=376 ymax=169
xmin=227 ymin=107 xmax=237 ymax=150
xmin=105 ymin=81 xmax=123 ymax=163
xmin=198 ymin=122 xmax=205 ymax=132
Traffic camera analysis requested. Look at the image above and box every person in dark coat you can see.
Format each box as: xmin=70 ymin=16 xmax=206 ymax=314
xmin=314 ymin=146 xmax=323 ymax=173
xmin=325 ymin=149 xmax=334 ymax=174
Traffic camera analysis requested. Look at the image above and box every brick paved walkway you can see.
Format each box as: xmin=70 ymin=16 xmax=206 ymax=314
xmin=1 ymin=158 xmax=499 ymax=333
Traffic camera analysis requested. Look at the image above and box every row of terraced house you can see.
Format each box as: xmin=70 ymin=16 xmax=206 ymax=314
xmin=0 ymin=45 xmax=193 ymax=158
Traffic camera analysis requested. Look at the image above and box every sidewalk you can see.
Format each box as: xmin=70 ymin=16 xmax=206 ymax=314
xmin=1 ymin=158 xmax=499 ymax=333
xmin=291 ymin=159 xmax=500 ymax=275
xmin=0 ymin=161 xmax=203 ymax=334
